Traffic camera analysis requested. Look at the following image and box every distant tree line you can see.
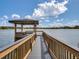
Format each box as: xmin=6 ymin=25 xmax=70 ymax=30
xmin=51 ymin=26 xmax=79 ymax=29
xmin=0 ymin=26 xmax=79 ymax=29
xmin=0 ymin=26 xmax=14 ymax=29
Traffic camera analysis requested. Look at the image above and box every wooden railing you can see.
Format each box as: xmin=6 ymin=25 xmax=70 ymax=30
xmin=0 ymin=33 xmax=35 ymax=59
xmin=43 ymin=32 xmax=79 ymax=59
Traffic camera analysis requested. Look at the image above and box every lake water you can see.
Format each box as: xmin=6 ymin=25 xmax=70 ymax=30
xmin=42 ymin=29 xmax=79 ymax=49
xmin=0 ymin=29 xmax=14 ymax=48
xmin=0 ymin=29 xmax=79 ymax=50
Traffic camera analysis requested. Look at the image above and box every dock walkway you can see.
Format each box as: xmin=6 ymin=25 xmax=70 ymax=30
xmin=28 ymin=33 xmax=51 ymax=59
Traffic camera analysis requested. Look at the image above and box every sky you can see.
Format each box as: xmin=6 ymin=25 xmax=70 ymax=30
xmin=0 ymin=0 xmax=79 ymax=27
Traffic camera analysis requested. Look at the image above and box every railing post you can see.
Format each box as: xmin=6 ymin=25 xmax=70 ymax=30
xmin=48 ymin=41 xmax=50 ymax=53
xmin=30 ymin=39 xmax=32 ymax=51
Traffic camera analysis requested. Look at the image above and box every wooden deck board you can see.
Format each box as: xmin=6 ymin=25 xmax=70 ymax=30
xmin=40 ymin=36 xmax=51 ymax=59
xmin=28 ymin=32 xmax=51 ymax=59
xmin=28 ymin=36 xmax=41 ymax=59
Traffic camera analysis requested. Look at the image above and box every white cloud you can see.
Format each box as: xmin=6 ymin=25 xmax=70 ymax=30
xmin=12 ymin=14 xmax=20 ymax=19
xmin=40 ymin=17 xmax=45 ymax=20
xmin=50 ymin=22 xmax=64 ymax=27
xmin=0 ymin=20 xmax=8 ymax=26
xmin=0 ymin=0 xmax=69 ymax=26
xmin=56 ymin=18 xmax=64 ymax=22
xmin=24 ymin=0 xmax=68 ymax=21
xmin=3 ymin=15 xmax=8 ymax=19
xmin=0 ymin=20 xmax=13 ymax=26
xmin=37 ymin=23 xmax=49 ymax=27
xmin=66 ymin=20 xmax=79 ymax=27
xmin=49 ymin=20 xmax=79 ymax=27
xmin=33 ymin=8 xmax=45 ymax=17
xmin=24 ymin=15 xmax=32 ymax=19
xmin=0 ymin=15 xmax=8 ymax=20
xmin=45 ymin=19 xmax=50 ymax=22
xmin=32 ymin=0 xmax=68 ymax=18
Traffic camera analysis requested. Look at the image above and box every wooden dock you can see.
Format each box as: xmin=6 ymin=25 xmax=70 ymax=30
xmin=28 ymin=35 xmax=51 ymax=59
xmin=0 ymin=19 xmax=79 ymax=59
xmin=0 ymin=32 xmax=79 ymax=59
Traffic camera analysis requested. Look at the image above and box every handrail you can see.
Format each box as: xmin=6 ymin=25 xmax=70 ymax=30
xmin=43 ymin=32 xmax=79 ymax=59
xmin=0 ymin=33 xmax=35 ymax=59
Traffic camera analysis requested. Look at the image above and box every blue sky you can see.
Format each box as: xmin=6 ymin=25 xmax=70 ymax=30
xmin=0 ymin=0 xmax=79 ymax=27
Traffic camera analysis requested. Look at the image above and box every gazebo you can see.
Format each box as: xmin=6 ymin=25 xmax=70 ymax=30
xmin=9 ymin=19 xmax=39 ymax=41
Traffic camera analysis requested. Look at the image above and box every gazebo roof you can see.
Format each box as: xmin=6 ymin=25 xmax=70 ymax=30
xmin=9 ymin=19 xmax=39 ymax=25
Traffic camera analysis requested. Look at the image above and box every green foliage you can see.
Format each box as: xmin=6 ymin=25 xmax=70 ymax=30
xmin=0 ymin=26 xmax=14 ymax=29
xmin=0 ymin=26 xmax=79 ymax=29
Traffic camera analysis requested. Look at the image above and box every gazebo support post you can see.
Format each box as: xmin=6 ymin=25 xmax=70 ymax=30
xmin=34 ymin=24 xmax=36 ymax=38
xmin=21 ymin=24 xmax=23 ymax=32
xmin=14 ymin=24 xmax=17 ymax=40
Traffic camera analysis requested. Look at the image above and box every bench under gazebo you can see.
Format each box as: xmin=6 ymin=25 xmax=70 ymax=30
xmin=9 ymin=19 xmax=39 ymax=41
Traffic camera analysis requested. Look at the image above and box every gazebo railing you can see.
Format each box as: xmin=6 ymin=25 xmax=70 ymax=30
xmin=43 ymin=32 xmax=79 ymax=59
xmin=0 ymin=33 xmax=35 ymax=59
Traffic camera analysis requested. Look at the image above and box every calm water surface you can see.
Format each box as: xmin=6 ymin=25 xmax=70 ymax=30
xmin=0 ymin=29 xmax=14 ymax=48
xmin=0 ymin=29 xmax=79 ymax=49
xmin=42 ymin=29 xmax=79 ymax=49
